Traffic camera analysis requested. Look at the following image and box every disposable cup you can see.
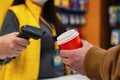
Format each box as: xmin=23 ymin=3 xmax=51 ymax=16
xmin=57 ymin=29 xmax=82 ymax=50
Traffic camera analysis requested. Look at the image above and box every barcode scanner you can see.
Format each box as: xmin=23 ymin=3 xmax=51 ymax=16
xmin=17 ymin=25 xmax=45 ymax=40
xmin=1 ymin=25 xmax=46 ymax=65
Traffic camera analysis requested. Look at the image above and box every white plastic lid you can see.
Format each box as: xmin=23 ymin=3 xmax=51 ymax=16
xmin=57 ymin=29 xmax=79 ymax=45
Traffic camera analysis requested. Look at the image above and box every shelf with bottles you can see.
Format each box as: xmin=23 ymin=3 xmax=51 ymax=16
xmin=55 ymin=6 xmax=87 ymax=14
xmin=109 ymin=5 xmax=120 ymax=28
xmin=57 ymin=13 xmax=86 ymax=27
xmin=109 ymin=5 xmax=120 ymax=46
xmin=55 ymin=0 xmax=88 ymax=27
xmin=110 ymin=28 xmax=120 ymax=46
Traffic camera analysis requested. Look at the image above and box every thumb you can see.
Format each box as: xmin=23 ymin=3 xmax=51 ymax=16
xmin=12 ymin=32 xmax=19 ymax=36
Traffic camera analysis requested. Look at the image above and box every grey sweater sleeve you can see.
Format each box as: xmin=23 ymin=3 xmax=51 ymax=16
xmin=0 ymin=10 xmax=19 ymax=36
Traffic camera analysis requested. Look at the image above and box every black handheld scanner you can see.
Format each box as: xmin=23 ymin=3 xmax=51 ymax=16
xmin=18 ymin=25 xmax=45 ymax=40
xmin=3 ymin=25 xmax=45 ymax=64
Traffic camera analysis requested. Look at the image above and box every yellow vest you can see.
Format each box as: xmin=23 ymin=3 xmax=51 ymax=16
xmin=0 ymin=0 xmax=71 ymax=79
xmin=0 ymin=0 xmax=41 ymax=80
xmin=0 ymin=0 xmax=13 ymax=29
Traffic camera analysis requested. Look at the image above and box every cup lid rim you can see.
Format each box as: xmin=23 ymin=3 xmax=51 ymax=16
xmin=57 ymin=29 xmax=79 ymax=45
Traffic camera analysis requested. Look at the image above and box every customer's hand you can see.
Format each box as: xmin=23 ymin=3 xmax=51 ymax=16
xmin=60 ymin=39 xmax=93 ymax=74
xmin=0 ymin=32 xmax=29 ymax=59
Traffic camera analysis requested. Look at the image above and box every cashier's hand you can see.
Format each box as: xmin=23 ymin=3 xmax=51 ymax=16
xmin=60 ymin=39 xmax=93 ymax=74
xmin=0 ymin=32 xmax=29 ymax=59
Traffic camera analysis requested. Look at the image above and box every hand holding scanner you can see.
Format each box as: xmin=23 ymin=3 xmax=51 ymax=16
xmin=2 ymin=25 xmax=45 ymax=65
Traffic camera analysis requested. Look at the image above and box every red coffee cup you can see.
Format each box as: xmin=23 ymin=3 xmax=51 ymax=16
xmin=57 ymin=29 xmax=82 ymax=50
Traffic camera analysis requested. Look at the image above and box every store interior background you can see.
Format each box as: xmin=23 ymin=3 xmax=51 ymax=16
xmin=83 ymin=0 xmax=120 ymax=50
xmin=0 ymin=0 xmax=118 ymax=50
xmin=55 ymin=0 xmax=119 ymax=50
xmin=81 ymin=0 xmax=113 ymax=49
xmin=1 ymin=0 xmax=119 ymax=79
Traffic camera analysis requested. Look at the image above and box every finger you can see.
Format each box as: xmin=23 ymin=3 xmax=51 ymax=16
xmin=0 ymin=55 xmax=6 ymax=60
xmin=15 ymin=38 xmax=29 ymax=46
xmin=13 ymin=52 xmax=21 ymax=57
xmin=13 ymin=46 xmax=26 ymax=56
xmin=13 ymin=42 xmax=27 ymax=52
xmin=80 ymin=39 xmax=87 ymax=45
xmin=12 ymin=32 xmax=19 ymax=36
xmin=6 ymin=44 xmax=26 ymax=57
xmin=8 ymin=52 xmax=21 ymax=57
xmin=16 ymin=45 xmax=27 ymax=51
xmin=60 ymin=49 xmax=79 ymax=59
xmin=65 ymin=65 xmax=72 ymax=71
xmin=80 ymin=39 xmax=85 ymax=42
xmin=60 ymin=50 xmax=72 ymax=58
xmin=61 ymin=58 xmax=71 ymax=65
xmin=6 ymin=32 xmax=19 ymax=36
xmin=7 ymin=54 xmax=16 ymax=58
xmin=15 ymin=49 xmax=24 ymax=54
